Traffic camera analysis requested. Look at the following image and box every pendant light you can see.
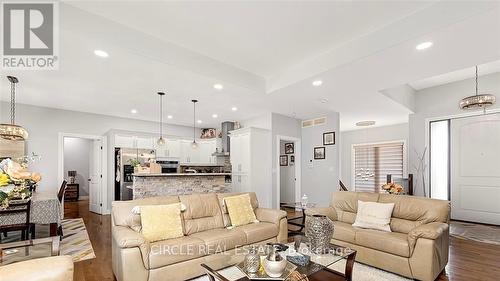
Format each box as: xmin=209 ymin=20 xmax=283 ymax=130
xmin=0 ymin=76 xmax=28 ymax=141
xmin=459 ymin=66 xmax=496 ymax=110
xmin=156 ymin=92 xmax=166 ymax=146
xmin=191 ymin=99 xmax=198 ymax=149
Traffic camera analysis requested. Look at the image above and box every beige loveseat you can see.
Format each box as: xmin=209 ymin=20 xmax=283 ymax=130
xmin=111 ymin=192 xmax=287 ymax=281
xmin=305 ymin=191 xmax=450 ymax=281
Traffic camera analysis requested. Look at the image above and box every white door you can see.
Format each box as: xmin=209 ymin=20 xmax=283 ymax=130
xmin=89 ymin=139 xmax=102 ymax=214
xmin=451 ymin=113 xmax=500 ymax=225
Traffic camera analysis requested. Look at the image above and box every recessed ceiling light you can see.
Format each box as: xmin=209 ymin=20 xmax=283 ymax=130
xmin=231 ymin=107 xmax=238 ymax=111
xmin=130 ymin=109 xmax=138 ymax=114
xmin=416 ymin=41 xmax=433 ymax=50
xmin=167 ymin=115 xmax=173 ymax=119
xmin=213 ymin=84 xmax=223 ymax=90
xmin=318 ymin=98 xmax=329 ymax=104
xmin=212 ymin=114 xmax=218 ymax=118
xmin=94 ymin=49 xmax=109 ymax=58
xmin=312 ymin=80 xmax=323 ymax=86
xmin=197 ymin=120 xmax=202 ymax=124
xmin=356 ymin=121 xmax=376 ymax=127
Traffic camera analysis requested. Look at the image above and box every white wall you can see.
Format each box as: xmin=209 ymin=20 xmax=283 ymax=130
xmin=340 ymin=123 xmax=409 ymax=190
xmin=0 ymin=102 xmax=197 ymax=196
xmin=301 ymin=112 xmax=340 ymax=206
xmin=63 ymin=137 xmax=92 ymax=197
xmin=409 ymin=72 xmax=500 ymax=196
xmin=279 ymin=140 xmax=295 ymax=203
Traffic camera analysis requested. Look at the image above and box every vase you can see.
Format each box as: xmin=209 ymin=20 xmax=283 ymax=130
xmin=305 ymin=214 xmax=334 ymax=254
xmin=263 ymin=245 xmax=287 ymax=277
xmin=243 ymin=246 xmax=260 ymax=273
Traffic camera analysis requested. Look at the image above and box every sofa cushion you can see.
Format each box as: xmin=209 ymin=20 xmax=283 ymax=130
xmin=356 ymin=229 xmax=410 ymax=257
xmin=190 ymin=228 xmax=247 ymax=254
xmin=140 ymin=203 xmax=184 ymax=242
xmin=217 ymin=192 xmax=259 ymax=227
xmin=148 ymin=236 xmax=206 ymax=269
xmin=179 ymin=194 xmax=224 ymax=235
xmin=112 ymin=196 xmax=180 ymax=227
xmin=332 ymin=221 xmax=357 ymax=244
xmin=331 ymin=192 xmax=379 ymax=224
xmin=353 ymin=200 xmax=395 ymax=232
xmin=236 ymin=222 xmax=278 ymax=244
xmin=224 ymin=194 xmax=258 ymax=226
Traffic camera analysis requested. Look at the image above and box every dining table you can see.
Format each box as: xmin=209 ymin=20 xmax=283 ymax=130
xmin=0 ymin=191 xmax=61 ymax=236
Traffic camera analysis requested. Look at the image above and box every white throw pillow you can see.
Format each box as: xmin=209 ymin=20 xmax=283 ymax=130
xmin=352 ymin=200 xmax=395 ymax=232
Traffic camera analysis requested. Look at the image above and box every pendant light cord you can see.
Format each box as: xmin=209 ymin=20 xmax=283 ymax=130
xmin=475 ymin=65 xmax=478 ymax=97
xmin=10 ymin=81 xmax=15 ymax=125
xmin=160 ymin=94 xmax=163 ymax=138
xmin=193 ymin=101 xmax=196 ymax=141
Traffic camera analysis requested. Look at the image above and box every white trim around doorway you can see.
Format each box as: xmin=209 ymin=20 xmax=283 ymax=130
xmin=57 ymin=133 xmax=108 ymax=215
xmin=275 ymin=135 xmax=301 ymax=209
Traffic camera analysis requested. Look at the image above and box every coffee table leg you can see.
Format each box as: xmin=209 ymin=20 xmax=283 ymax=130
xmin=345 ymin=251 xmax=356 ymax=281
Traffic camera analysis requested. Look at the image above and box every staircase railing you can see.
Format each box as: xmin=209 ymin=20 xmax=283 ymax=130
xmin=339 ymin=180 xmax=349 ymax=191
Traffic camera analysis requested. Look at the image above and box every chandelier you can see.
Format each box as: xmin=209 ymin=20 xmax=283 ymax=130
xmin=459 ymin=66 xmax=496 ymax=110
xmin=0 ymin=76 xmax=28 ymax=141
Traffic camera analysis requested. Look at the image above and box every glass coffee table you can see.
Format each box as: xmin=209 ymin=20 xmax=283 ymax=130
xmin=0 ymin=236 xmax=60 ymax=265
xmin=200 ymin=242 xmax=356 ymax=281
xmin=280 ymin=202 xmax=317 ymax=235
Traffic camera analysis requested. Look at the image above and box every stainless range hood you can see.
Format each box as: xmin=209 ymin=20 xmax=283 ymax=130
xmin=212 ymin=121 xmax=235 ymax=156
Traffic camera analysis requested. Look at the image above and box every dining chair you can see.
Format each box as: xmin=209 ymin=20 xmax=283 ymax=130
xmin=0 ymin=199 xmax=33 ymax=242
xmin=56 ymin=180 xmax=68 ymax=238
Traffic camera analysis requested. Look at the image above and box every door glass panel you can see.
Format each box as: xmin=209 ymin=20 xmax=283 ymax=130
xmin=430 ymin=120 xmax=449 ymax=200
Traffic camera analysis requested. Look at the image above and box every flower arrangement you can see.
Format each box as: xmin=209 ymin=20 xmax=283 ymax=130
xmin=381 ymin=182 xmax=404 ymax=195
xmin=0 ymin=157 xmax=41 ymax=209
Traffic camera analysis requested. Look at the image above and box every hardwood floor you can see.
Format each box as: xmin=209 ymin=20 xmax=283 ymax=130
xmin=67 ymin=201 xmax=500 ymax=281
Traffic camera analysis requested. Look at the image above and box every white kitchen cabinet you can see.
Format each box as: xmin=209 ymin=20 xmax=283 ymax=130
xmin=135 ymin=136 xmax=154 ymax=149
xmin=230 ymin=127 xmax=271 ymax=207
xmin=198 ymin=140 xmax=217 ymax=164
xmin=114 ymin=135 xmax=136 ymax=148
xmin=165 ymin=139 xmax=181 ymax=158
xmin=180 ymin=140 xmax=198 ymax=163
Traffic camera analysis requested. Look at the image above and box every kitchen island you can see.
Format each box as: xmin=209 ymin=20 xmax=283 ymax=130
xmin=131 ymin=173 xmax=231 ymax=199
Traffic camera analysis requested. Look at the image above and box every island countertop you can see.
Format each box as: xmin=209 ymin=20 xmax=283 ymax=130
xmin=132 ymin=173 xmax=231 ymax=177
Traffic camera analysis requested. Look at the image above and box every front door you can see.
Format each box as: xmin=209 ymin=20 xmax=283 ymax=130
xmin=451 ymin=113 xmax=500 ymax=225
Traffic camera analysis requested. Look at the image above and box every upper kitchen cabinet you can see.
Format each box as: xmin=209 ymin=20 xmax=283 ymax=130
xmin=115 ymin=134 xmax=154 ymax=149
xmin=179 ymin=139 xmax=217 ymax=164
xmin=155 ymin=138 xmax=181 ymax=158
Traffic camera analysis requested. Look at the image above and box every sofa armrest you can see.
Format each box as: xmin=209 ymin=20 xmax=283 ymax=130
xmin=0 ymin=256 xmax=74 ymax=281
xmin=304 ymin=207 xmax=337 ymax=221
xmin=255 ymin=208 xmax=287 ymax=225
xmin=113 ymin=225 xmax=149 ymax=249
xmin=408 ymin=222 xmax=449 ymax=254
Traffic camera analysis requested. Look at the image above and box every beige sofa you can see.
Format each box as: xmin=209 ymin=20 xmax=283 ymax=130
xmin=305 ymin=191 xmax=450 ymax=281
xmin=0 ymin=256 xmax=74 ymax=281
xmin=111 ymin=192 xmax=287 ymax=281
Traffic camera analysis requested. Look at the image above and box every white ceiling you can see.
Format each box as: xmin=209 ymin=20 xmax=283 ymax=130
xmin=1 ymin=1 xmax=499 ymax=131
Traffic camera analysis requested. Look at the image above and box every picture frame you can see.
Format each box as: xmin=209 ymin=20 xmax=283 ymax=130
xmin=284 ymin=143 xmax=294 ymax=154
xmin=280 ymin=155 xmax=288 ymax=166
xmin=290 ymin=155 xmax=295 ymax=166
xmin=323 ymin=131 xmax=335 ymax=145
xmin=314 ymin=147 xmax=325 ymax=160
xmin=201 ymin=128 xmax=217 ymax=139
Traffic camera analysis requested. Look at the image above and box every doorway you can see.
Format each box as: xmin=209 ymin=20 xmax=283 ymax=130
xmin=276 ymin=135 xmax=301 ymax=208
xmin=430 ymin=112 xmax=500 ymax=225
xmin=58 ymin=133 xmax=107 ymax=215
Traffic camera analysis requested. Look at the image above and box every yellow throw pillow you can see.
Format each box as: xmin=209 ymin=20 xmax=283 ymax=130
xmin=224 ymin=194 xmax=258 ymax=227
xmin=140 ymin=203 xmax=184 ymax=242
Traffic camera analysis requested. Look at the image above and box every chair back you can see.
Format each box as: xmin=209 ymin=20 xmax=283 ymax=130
xmin=57 ymin=180 xmax=68 ymax=203
xmin=0 ymin=199 xmax=32 ymax=227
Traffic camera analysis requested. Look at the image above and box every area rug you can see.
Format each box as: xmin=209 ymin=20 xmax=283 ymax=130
xmin=450 ymin=220 xmax=500 ymax=245
xmin=192 ymin=259 xmax=411 ymax=281
xmin=0 ymin=218 xmax=95 ymax=263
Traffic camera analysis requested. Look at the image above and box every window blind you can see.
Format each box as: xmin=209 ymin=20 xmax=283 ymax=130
xmin=354 ymin=142 xmax=404 ymax=192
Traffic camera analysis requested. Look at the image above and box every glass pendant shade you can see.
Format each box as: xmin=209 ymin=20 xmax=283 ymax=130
xmin=157 ymin=137 xmax=165 ymax=146
xmin=460 ymin=66 xmax=496 ymax=110
xmin=1 ymin=76 xmax=28 ymax=141
xmin=191 ymin=141 xmax=198 ymax=149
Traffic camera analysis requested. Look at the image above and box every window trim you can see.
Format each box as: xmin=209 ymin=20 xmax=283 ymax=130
xmin=350 ymin=139 xmax=407 ymax=192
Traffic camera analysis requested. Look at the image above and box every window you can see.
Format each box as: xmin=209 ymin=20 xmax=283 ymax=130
xmin=429 ymin=120 xmax=450 ymax=200
xmin=353 ymin=142 xmax=405 ymax=192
